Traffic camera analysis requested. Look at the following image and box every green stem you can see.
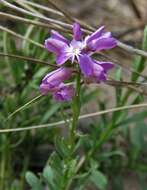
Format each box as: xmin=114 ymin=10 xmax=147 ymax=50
xmin=20 ymin=156 xmax=29 ymax=190
xmin=60 ymin=73 xmax=81 ymax=190
xmin=70 ymin=73 xmax=81 ymax=151
xmin=96 ymin=125 xmax=113 ymax=149
xmin=0 ymin=135 xmax=11 ymax=190
xmin=0 ymin=151 xmax=6 ymax=190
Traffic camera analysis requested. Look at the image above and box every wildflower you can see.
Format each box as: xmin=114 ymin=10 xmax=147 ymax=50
xmin=40 ymin=67 xmax=72 ymax=93
xmin=78 ymin=54 xmax=114 ymax=81
xmin=40 ymin=67 xmax=75 ymax=101
xmin=53 ymin=83 xmax=75 ymax=101
xmin=41 ymin=23 xmax=117 ymax=101
xmin=45 ymin=23 xmax=117 ymax=81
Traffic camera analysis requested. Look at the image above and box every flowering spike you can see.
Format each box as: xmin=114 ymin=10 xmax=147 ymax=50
xmin=41 ymin=23 xmax=117 ymax=101
xmin=44 ymin=24 xmax=117 ymax=67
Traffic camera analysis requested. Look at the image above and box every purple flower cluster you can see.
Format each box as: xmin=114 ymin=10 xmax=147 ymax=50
xmin=40 ymin=23 xmax=117 ymax=101
xmin=40 ymin=67 xmax=74 ymax=101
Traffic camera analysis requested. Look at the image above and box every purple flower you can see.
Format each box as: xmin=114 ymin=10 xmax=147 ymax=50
xmin=44 ymin=23 xmax=116 ymax=81
xmin=79 ymin=54 xmax=114 ymax=82
xmin=85 ymin=27 xmax=116 ymax=51
xmin=40 ymin=67 xmax=75 ymax=101
xmin=40 ymin=67 xmax=72 ymax=93
xmin=40 ymin=23 xmax=117 ymax=101
xmin=53 ymin=84 xmax=75 ymax=101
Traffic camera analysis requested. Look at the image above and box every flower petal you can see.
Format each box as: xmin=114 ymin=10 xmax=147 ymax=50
xmin=56 ymin=53 xmax=71 ymax=65
xmin=73 ymin=22 xmax=82 ymax=41
xmin=51 ymin=30 xmax=69 ymax=44
xmin=41 ymin=67 xmax=72 ymax=90
xmin=53 ymin=84 xmax=75 ymax=101
xmin=98 ymin=72 xmax=106 ymax=81
xmin=78 ymin=54 xmax=94 ymax=76
xmin=40 ymin=83 xmax=50 ymax=95
xmin=90 ymin=37 xmax=117 ymax=51
xmin=92 ymin=63 xmax=106 ymax=81
xmin=44 ymin=38 xmax=68 ymax=55
xmin=95 ymin=61 xmax=114 ymax=71
xmin=86 ymin=26 xmax=105 ymax=43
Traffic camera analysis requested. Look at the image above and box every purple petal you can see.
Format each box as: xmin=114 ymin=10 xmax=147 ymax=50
xmin=51 ymin=30 xmax=69 ymax=44
xmin=98 ymin=72 xmax=107 ymax=81
xmin=78 ymin=54 xmax=94 ymax=76
xmin=92 ymin=63 xmax=106 ymax=81
xmin=42 ymin=67 xmax=62 ymax=83
xmin=44 ymin=38 xmax=68 ymax=55
xmin=56 ymin=52 xmax=71 ymax=65
xmin=90 ymin=37 xmax=117 ymax=51
xmin=73 ymin=22 xmax=82 ymax=41
xmin=53 ymin=84 xmax=75 ymax=101
xmin=95 ymin=61 xmax=114 ymax=71
xmin=41 ymin=67 xmax=72 ymax=90
xmin=86 ymin=26 xmax=105 ymax=43
xmin=40 ymin=83 xmax=50 ymax=95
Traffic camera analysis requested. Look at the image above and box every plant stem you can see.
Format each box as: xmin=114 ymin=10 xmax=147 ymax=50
xmin=0 ymin=150 xmax=6 ymax=190
xmin=0 ymin=52 xmax=57 ymax=67
xmin=63 ymin=73 xmax=81 ymax=190
xmin=0 ymin=26 xmax=44 ymax=49
xmin=20 ymin=156 xmax=29 ymax=190
xmin=0 ymin=135 xmax=11 ymax=190
xmin=70 ymin=73 xmax=81 ymax=151
xmin=1 ymin=0 xmax=72 ymax=29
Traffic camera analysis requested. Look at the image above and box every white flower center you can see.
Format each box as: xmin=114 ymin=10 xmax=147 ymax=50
xmin=65 ymin=45 xmax=80 ymax=57
xmin=72 ymin=46 xmax=81 ymax=55
xmin=65 ymin=41 xmax=86 ymax=57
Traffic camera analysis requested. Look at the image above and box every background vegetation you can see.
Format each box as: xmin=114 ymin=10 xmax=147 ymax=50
xmin=0 ymin=0 xmax=147 ymax=189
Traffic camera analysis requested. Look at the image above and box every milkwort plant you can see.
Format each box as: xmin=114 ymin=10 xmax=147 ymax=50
xmin=25 ymin=26 xmax=147 ymax=190
xmin=1 ymin=1 xmax=147 ymax=190
xmin=25 ymin=24 xmax=147 ymax=190
xmin=40 ymin=23 xmax=116 ymax=101
xmin=25 ymin=23 xmax=116 ymax=190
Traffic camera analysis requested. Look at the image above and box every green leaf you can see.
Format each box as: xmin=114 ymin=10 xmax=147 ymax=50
xmin=43 ymin=166 xmax=57 ymax=190
xmin=99 ymin=150 xmax=125 ymax=159
xmin=139 ymin=173 xmax=147 ymax=190
xmin=115 ymin=68 xmax=122 ymax=80
xmin=115 ymin=68 xmax=122 ymax=104
xmin=41 ymin=103 xmax=61 ymax=123
xmin=111 ymin=175 xmax=123 ymax=190
xmin=130 ymin=122 xmax=146 ymax=149
xmin=75 ymin=173 xmax=90 ymax=190
xmin=90 ymin=170 xmax=107 ymax=190
xmin=25 ymin=171 xmax=43 ymax=190
xmin=33 ymin=67 xmax=49 ymax=79
xmin=117 ymin=111 xmax=147 ymax=127
xmin=132 ymin=26 xmax=147 ymax=81
xmin=90 ymin=159 xmax=99 ymax=170
xmin=49 ymin=152 xmax=63 ymax=174
xmin=54 ymin=136 xmax=71 ymax=158
xmin=142 ymin=26 xmax=147 ymax=50
xmin=10 ymin=179 xmax=20 ymax=190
